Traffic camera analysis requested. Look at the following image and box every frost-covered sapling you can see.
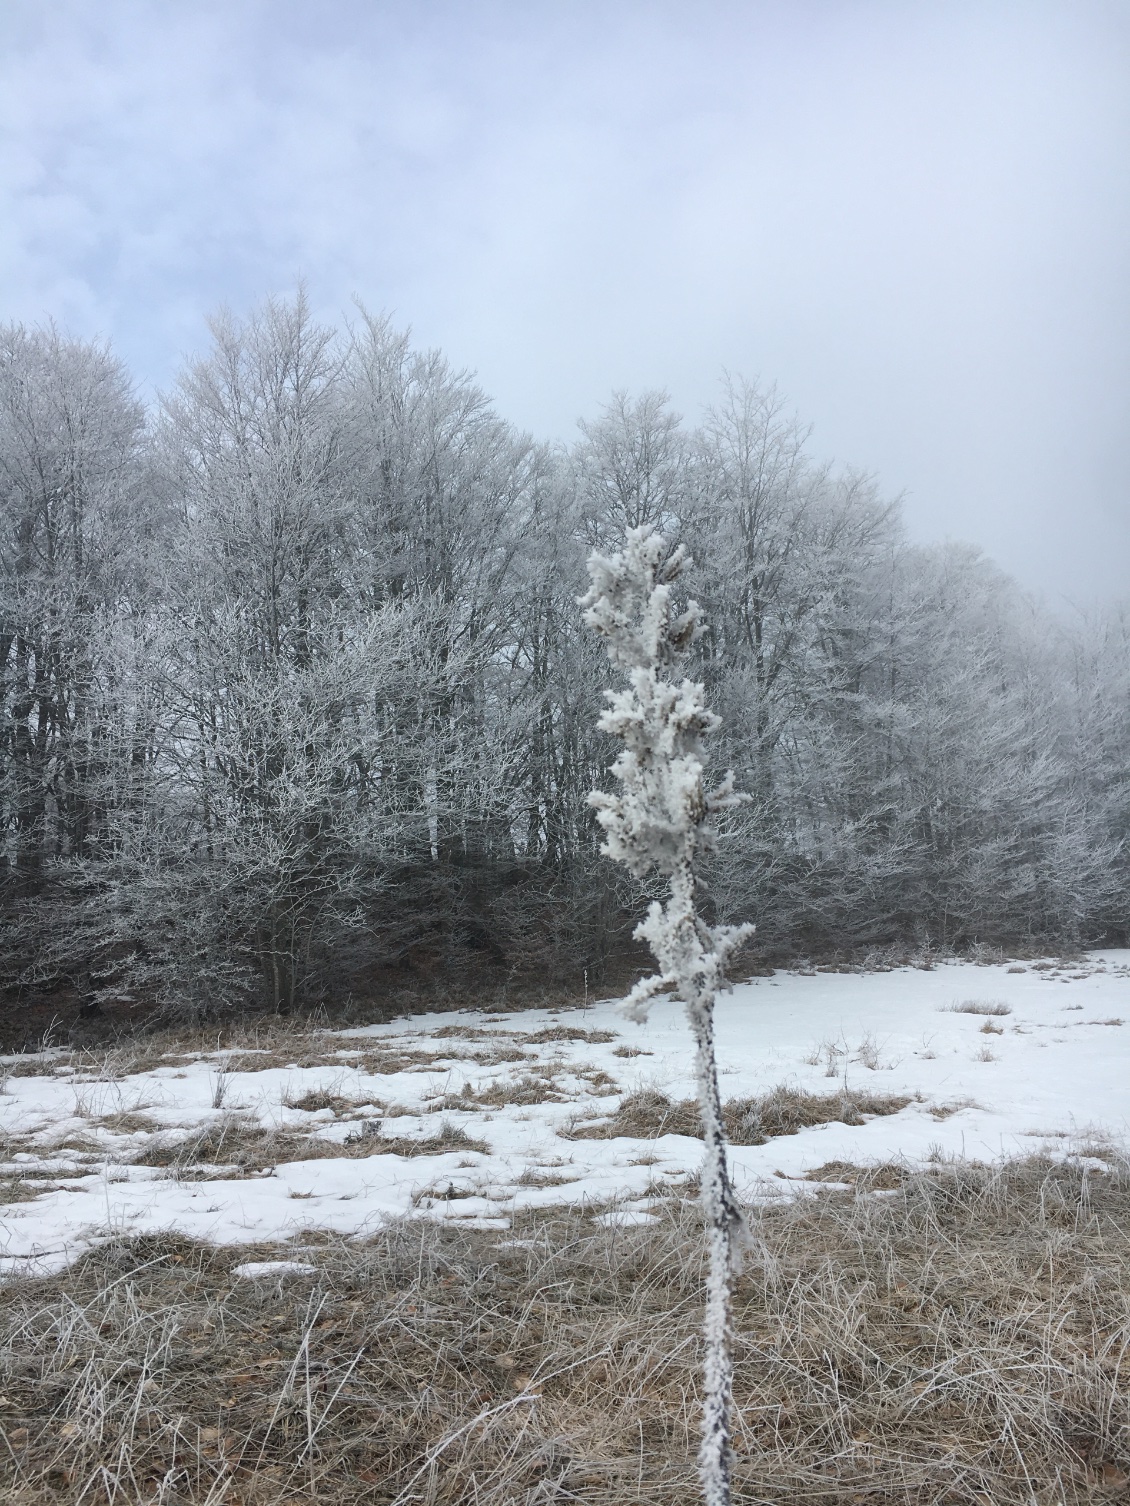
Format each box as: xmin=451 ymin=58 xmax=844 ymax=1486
xmin=580 ymin=527 xmax=754 ymax=1506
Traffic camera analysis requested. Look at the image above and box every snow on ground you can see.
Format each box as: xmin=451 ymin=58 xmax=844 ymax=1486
xmin=2 ymin=951 xmax=1128 ymax=1276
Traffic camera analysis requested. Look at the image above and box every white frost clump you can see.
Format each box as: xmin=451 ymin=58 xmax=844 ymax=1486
xmin=580 ymin=525 xmax=754 ymax=1506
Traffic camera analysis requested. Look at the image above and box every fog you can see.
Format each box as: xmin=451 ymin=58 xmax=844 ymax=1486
xmin=2 ymin=0 xmax=1127 ymax=602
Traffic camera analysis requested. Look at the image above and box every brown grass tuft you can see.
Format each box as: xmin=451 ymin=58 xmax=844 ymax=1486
xmin=93 ymin=1111 xmax=160 ymax=1134
xmin=280 ymin=1086 xmax=380 ymax=1115
xmin=0 ymin=1176 xmax=44 ymax=1204
xmin=804 ymin=1159 xmax=911 ymax=1190
xmin=567 ymin=1085 xmax=913 ymax=1144
xmin=945 ymin=999 xmax=1013 ymax=1016
xmin=456 ymin=1073 xmax=571 ymax=1108
xmin=130 ymin=1115 xmax=487 ymax=1175
xmin=430 ymin=1023 xmax=616 ymax=1047
xmin=522 ymin=1026 xmax=617 ymax=1045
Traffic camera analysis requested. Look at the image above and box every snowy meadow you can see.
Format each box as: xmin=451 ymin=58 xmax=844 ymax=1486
xmin=2 ymin=954 xmax=1129 ymax=1505
xmin=3 ymin=953 xmax=1127 ymax=1276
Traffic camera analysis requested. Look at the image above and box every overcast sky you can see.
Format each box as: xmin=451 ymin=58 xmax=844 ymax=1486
xmin=2 ymin=0 xmax=1127 ymax=603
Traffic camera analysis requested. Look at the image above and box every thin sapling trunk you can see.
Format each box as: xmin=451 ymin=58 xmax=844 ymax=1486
xmin=580 ymin=526 xmax=754 ymax=1506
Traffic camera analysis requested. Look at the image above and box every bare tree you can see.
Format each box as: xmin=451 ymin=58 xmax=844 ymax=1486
xmin=576 ymin=389 xmax=690 ymax=543
xmin=0 ymin=323 xmax=150 ymax=875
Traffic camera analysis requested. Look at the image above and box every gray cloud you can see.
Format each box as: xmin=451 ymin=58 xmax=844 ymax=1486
xmin=1 ymin=0 xmax=1127 ymax=602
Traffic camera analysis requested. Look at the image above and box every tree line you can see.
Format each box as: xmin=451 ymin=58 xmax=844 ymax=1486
xmin=1 ymin=292 xmax=1126 ymax=1024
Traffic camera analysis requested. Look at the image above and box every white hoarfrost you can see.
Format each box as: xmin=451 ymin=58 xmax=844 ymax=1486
xmin=580 ymin=526 xmax=753 ymax=1506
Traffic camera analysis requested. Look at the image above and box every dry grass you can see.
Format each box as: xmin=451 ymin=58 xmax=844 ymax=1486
xmin=446 ymin=1074 xmax=572 ymax=1109
xmin=279 ymin=1086 xmax=382 ymax=1115
xmin=568 ymin=1085 xmax=914 ymax=1145
xmin=0 ymin=1176 xmax=44 ymax=1204
xmin=1 ymin=1021 xmax=498 ymax=1085
xmin=575 ymin=1067 xmax=619 ymax=1096
xmin=0 ymin=1133 xmax=102 ymax=1202
xmin=429 ymin=1024 xmax=616 ymax=1047
xmin=358 ymin=1122 xmax=490 ymax=1159
xmin=1 ymin=1038 xmax=525 ymax=1089
xmin=944 ymin=1000 xmax=1013 ymax=1017
xmin=513 ymin=1166 xmax=582 ymax=1189
xmin=130 ymin=1116 xmax=488 ymax=1176
xmin=566 ymin=1088 xmax=701 ymax=1139
xmin=927 ymin=1099 xmax=980 ymax=1121
xmin=521 ymin=1027 xmax=617 ymax=1046
xmin=226 ymin=1046 xmax=454 ymax=1076
xmin=803 ymin=1159 xmax=911 ymax=1190
xmin=1 ymin=1155 xmax=1128 ymax=1503
xmin=1 ymin=1047 xmax=199 ymax=1081
xmin=0 ymin=1016 xmax=613 ymax=1095
xmin=428 ymin=1060 xmax=619 ymax=1114
xmin=94 ymin=1111 xmax=161 ymax=1134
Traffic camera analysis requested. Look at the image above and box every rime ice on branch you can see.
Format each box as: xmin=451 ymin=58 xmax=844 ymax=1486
xmin=580 ymin=526 xmax=754 ymax=1506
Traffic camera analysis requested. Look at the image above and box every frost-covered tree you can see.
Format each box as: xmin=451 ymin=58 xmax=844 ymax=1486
xmin=3 ymin=298 xmax=1127 ymax=1029
xmin=0 ymin=323 xmax=151 ymax=872
xmin=580 ymin=526 xmax=753 ymax=1506
xmin=575 ymin=389 xmax=690 ymax=544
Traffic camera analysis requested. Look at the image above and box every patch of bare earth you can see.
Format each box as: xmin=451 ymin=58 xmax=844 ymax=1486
xmin=1 ymin=1156 xmax=1128 ymax=1503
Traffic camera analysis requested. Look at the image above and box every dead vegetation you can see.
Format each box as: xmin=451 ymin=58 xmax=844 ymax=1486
xmin=346 ymin=1120 xmax=490 ymax=1159
xmin=130 ymin=1115 xmax=488 ymax=1176
xmin=469 ymin=1072 xmax=571 ymax=1107
xmin=803 ymin=1159 xmax=911 ymax=1190
xmin=279 ymin=1086 xmax=381 ymax=1115
xmin=513 ymin=1166 xmax=582 ymax=1189
xmin=94 ymin=1111 xmax=161 ymax=1134
xmin=567 ymin=1085 xmax=914 ymax=1144
xmin=0 ymin=1037 xmax=530 ymax=1093
xmin=0 ymin=1175 xmax=44 ymax=1204
xmin=523 ymin=1027 xmax=617 ymax=1046
xmin=428 ymin=1061 xmax=618 ymax=1114
xmin=0 ymin=1006 xmax=549 ymax=1085
xmin=1 ymin=1155 xmax=1128 ymax=1504
xmin=944 ymin=999 xmax=1013 ymax=1016
xmin=429 ymin=1023 xmax=616 ymax=1047
xmin=225 ymin=1045 xmax=455 ymax=1076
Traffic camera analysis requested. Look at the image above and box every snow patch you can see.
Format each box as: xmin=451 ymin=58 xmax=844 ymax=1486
xmin=0 ymin=951 xmax=1127 ymax=1276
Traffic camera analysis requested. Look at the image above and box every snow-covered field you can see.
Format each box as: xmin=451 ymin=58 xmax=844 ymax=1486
xmin=2 ymin=952 xmax=1128 ymax=1277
